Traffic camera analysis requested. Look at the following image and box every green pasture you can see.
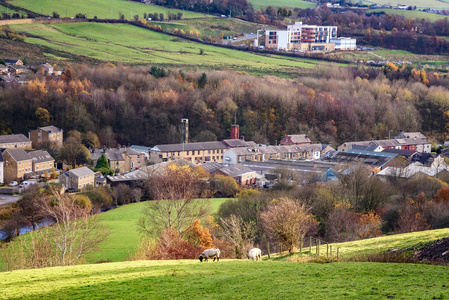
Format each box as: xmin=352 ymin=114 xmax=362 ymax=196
xmin=6 ymin=0 xmax=204 ymax=19
xmin=367 ymin=8 xmax=449 ymax=22
xmin=82 ymin=198 xmax=227 ymax=264
xmin=249 ymin=0 xmax=316 ymax=10
xmin=0 ymin=4 xmax=21 ymax=14
xmin=1 ymin=259 xmax=448 ymax=299
xmin=364 ymin=0 xmax=449 ymax=9
xmin=10 ymin=22 xmax=319 ymax=74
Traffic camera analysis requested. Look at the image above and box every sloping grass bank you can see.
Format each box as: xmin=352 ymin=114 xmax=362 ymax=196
xmin=0 ymin=259 xmax=448 ymax=299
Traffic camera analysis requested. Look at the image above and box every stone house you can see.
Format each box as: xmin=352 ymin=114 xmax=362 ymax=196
xmin=28 ymin=150 xmax=55 ymax=174
xmin=29 ymin=125 xmax=64 ymax=148
xmin=91 ymin=147 xmax=146 ymax=174
xmin=0 ymin=148 xmax=33 ymax=182
xmin=58 ymin=167 xmax=94 ymax=191
xmin=0 ymin=134 xmax=32 ymax=149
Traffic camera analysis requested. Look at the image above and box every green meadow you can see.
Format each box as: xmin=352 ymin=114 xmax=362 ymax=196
xmin=0 ymin=4 xmax=21 ymax=14
xmin=11 ymin=22 xmax=320 ymax=74
xmin=7 ymin=0 xmax=204 ymax=19
xmin=86 ymin=198 xmax=229 ymax=264
xmin=367 ymin=9 xmax=449 ymax=22
xmin=0 ymin=259 xmax=448 ymax=299
xmin=364 ymin=0 xmax=449 ymax=9
xmin=249 ymin=0 xmax=316 ymax=10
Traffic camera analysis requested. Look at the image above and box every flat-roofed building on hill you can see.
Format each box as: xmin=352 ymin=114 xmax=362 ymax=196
xmin=265 ymin=22 xmax=337 ymax=52
xmin=0 ymin=134 xmax=32 ymax=149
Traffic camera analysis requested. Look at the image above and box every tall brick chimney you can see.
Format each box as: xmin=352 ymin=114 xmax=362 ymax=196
xmin=230 ymin=124 xmax=239 ymax=140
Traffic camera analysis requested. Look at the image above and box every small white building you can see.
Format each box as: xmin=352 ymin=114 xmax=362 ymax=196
xmin=330 ymin=37 xmax=357 ymax=50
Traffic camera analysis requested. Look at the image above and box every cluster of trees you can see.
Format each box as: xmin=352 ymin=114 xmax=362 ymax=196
xmin=2 ymin=63 xmax=449 ymax=148
xmin=0 ymin=186 xmax=111 ymax=270
xmin=0 ymin=26 xmax=24 ymax=41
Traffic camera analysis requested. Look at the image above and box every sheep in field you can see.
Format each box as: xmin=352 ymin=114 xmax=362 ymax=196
xmin=248 ymin=248 xmax=262 ymax=261
xmin=199 ymin=248 xmax=220 ymax=262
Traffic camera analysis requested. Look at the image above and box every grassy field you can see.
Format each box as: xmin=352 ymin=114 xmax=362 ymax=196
xmin=80 ymin=198 xmax=228 ymax=264
xmin=1 ymin=259 xmax=448 ymax=299
xmin=10 ymin=22 xmax=321 ymax=74
xmin=249 ymin=0 xmax=316 ymax=10
xmin=7 ymin=0 xmax=205 ymax=19
xmin=367 ymin=9 xmax=449 ymax=22
xmin=364 ymin=0 xmax=449 ymax=9
xmin=0 ymin=4 xmax=21 ymax=14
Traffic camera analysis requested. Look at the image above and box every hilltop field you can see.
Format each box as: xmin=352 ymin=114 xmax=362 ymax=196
xmin=6 ymin=0 xmax=205 ymax=19
xmin=10 ymin=22 xmax=323 ymax=75
xmin=367 ymin=9 xmax=449 ymax=22
xmin=249 ymin=0 xmax=316 ymax=10
xmin=364 ymin=0 xmax=449 ymax=10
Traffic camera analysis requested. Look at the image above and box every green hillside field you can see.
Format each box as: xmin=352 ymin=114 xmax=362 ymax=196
xmin=249 ymin=0 xmax=316 ymax=10
xmin=1 ymin=259 xmax=448 ymax=299
xmin=10 ymin=22 xmax=322 ymax=75
xmin=367 ymin=9 xmax=449 ymax=22
xmin=364 ymin=0 xmax=449 ymax=10
xmin=86 ymin=198 xmax=229 ymax=264
xmin=6 ymin=0 xmax=205 ymax=19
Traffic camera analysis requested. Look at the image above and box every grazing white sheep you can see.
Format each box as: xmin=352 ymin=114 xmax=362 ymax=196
xmin=199 ymin=248 xmax=220 ymax=262
xmin=248 ymin=248 xmax=262 ymax=261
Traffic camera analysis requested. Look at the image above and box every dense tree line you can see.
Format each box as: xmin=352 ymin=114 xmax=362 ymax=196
xmin=2 ymin=64 xmax=449 ymax=146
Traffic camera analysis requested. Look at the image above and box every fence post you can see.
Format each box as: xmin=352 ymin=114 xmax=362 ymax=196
xmin=337 ymin=247 xmax=340 ymax=259
xmin=317 ymin=239 xmax=320 ymax=256
xmin=265 ymin=239 xmax=270 ymax=259
xmin=330 ymin=245 xmax=332 ymax=257
xmin=326 ymin=243 xmax=329 ymax=258
xmin=299 ymin=235 xmax=302 ymax=254
xmin=309 ymin=236 xmax=312 ymax=253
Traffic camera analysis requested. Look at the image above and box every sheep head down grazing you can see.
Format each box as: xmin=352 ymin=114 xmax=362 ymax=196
xmin=199 ymin=248 xmax=220 ymax=262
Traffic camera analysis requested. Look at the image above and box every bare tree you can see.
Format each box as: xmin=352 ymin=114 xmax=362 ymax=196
xmin=139 ymin=163 xmax=209 ymax=238
xmin=260 ymin=198 xmax=318 ymax=253
xmin=219 ymin=215 xmax=256 ymax=259
xmin=40 ymin=191 xmax=109 ymax=266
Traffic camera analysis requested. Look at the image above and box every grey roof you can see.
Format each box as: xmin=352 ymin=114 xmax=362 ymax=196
xmin=0 ymin=134 xmax=31 ymax=144
xmin=219 ymin=164 xmax=255 ymax=178
xmin=381 ymin=148 xmax=417 ymax=158
xmin=226 ymin=144 xmax=322 ymax=156
xmin=153 ymin=141 xmax=228 ymax=152
xmin=1 ymin=148 xmax=32 ymax=162
xmin=3 ymin=59 xmax=22 ymax=65
xmin=323 ymin=150 xmax=397 ymax=168
xmin=201 ymin=162 xmax=223 ymax=173
xmin=222 ymin=139 xmax=256 ymax=148
xmin=106 ymin=169 xmax=149 ymax=182
xmin=69 ymin=167 xmax=94 ymax=177
xmin=284 ymin=134 xmax=312 ymax=144
xmin=91 ymin=147 xmax=141 ymax=162
xmin=37 ymin=126 xmax=62 ymax=133
xmin=130 ymin=145 xmax=152 ymax=152
xmin=352 ymin=144 xmax=380 ymax=152
xmin=242 ymin=159 xmax=338 ymax=174
xmin=27 ymin=150 xmax=54 ymax=163
xmin=394 ymin=132 xmax=427 ymax=139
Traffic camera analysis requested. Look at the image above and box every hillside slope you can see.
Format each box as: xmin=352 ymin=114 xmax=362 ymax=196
xmin=0 ymin=259 xmax=448 ymax=299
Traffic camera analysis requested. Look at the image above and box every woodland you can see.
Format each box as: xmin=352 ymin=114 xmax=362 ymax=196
xmin=1 ymin=63 xmax=448 ymax=147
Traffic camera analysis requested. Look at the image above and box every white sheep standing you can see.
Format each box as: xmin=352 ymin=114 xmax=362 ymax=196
xmin=248 ymin=248 xmax=262 ymax=261
xmin=199 ymin=248 xmax=220 ymax=262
